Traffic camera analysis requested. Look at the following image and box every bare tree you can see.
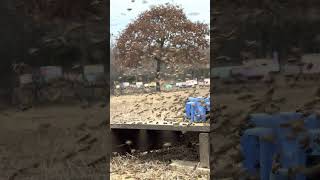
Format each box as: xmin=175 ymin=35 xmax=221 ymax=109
xmin=115 ymin=4 xmax=209 ymax=91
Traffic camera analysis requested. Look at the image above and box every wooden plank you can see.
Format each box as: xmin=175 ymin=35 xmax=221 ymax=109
xmin=110 ymin=122 xmax=210 ymax=132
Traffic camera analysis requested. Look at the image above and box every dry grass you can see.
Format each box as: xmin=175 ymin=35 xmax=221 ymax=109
xmin=111 ymin=145 xmax=209 ymax=180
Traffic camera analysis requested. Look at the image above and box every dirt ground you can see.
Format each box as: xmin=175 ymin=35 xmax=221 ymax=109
xmin=0 ymin=102 xmax=108 ymax=180
xmin=111 ymin=87 xmax=210 ymax=124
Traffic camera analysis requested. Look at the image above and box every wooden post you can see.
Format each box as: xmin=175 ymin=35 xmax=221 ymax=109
xmin=137 ymin=129 xmax=149 ymax=151
xmin=199 ymin=133 xmax=210 ymax=168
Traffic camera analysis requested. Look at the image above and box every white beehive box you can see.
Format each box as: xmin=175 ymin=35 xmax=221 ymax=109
xmin=40 ymin=66 xmax=63 ymax=82
xmin=19 ymin=74 xmax=33 ymax=85
xmin=136 ymin=82 xmax=143 ymax=88
xmin=204 ymin=78 xmax=210 ymax=85
xmin=84 ymin=64 xmax=104 ymax=82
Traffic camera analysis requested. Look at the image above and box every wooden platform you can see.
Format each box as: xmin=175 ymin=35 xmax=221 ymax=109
xmin=110 ymin=120 xmax=210 ymax=132
xmin=111 ymin=120 xmax=211 ymax=168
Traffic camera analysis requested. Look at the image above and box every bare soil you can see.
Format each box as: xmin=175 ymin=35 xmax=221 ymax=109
xmin=111 ymin=87 xmax=210 ymax=124
xmin=0 ymin=102 xmax=108 ymax=180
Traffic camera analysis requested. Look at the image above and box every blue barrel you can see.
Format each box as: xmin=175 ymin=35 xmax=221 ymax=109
xmin=260 ymin=135 xmax=277 ymax=180
xmin=188 ymin=97 xmax=204 ymax=102
xmin=278 ymin=112 xmax=302 ymax=122
xmin=187 ymin=97 xmax=197 ymax=102
xmin=305 ymin=114 xmax=320 ymax=129
xmin=276 ymin=128 xmax=306 ymax=180
xmin=241 ymin=128 xmax=274 ymax=176
xmin=250 ymin=112 xmax=302 ymax=128
xmin=243 ymin=112 xmax=318 ymax=180
xmin=241 ymin=134 xmax=260 ymax=176
xmin=186 ymin=97 xmax=209 ymax=122
xmin=278 ymin=138 xmax=306 ymax=167
xmin=205 ymin=97 xmax=210 ymax=111
xmin=190 ymin=102 xmax=196 ymax=122
xmin=269 ymin=168 xmax=289 ymax=180
xmin=193 ymin=101 xmax=207 ymax=122
xmin=185 ymin=102 xmax=194 ymax=119
xmin=250 ymin=113 xmax=274 ymax=128
xmin=307 ymin=129 xmax=320 ymax=156
xmin=205 ymin=101 xmax=210 ymax=111
xmin=275 ymin=113 xmax=307 ymax=180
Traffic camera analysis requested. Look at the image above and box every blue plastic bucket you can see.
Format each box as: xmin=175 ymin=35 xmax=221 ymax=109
xmin=243 ymin=112 xmax=320 ymax=180
xmin=241 ymin=128 xmax=274 ymax=176
xmin=307 ymin=129 xmax=320 ymax=156
xmin=186 ymin=97 xmax=209 ymax=122
xmin=269 ymin=168 xmax=289 ymax=180
xmin=185 ymin=102 xmax=194 ymax=119
xmin=193 ymin=101 xmax=207 ymax=122
xmin=260 ymin=137 xmax=277 ymax=180
xmin=250 ymin=113 xmax=275 ymax=128
xmin=250 ymin=112 xmax=302 ymax=128
xmin=305 ymin=114 xmax=320 ymax=129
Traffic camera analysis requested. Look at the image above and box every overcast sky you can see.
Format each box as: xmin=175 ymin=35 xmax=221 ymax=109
xmin=110 ymin=0 xmax=210 ymax=44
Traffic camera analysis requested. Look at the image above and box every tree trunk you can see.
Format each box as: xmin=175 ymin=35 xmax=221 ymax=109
xmin=156 ymin=58 xmax=161 ymax=92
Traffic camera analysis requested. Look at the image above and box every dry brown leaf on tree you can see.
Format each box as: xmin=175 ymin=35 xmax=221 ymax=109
xmin=114 ymin=4 xmax=209 ymax=91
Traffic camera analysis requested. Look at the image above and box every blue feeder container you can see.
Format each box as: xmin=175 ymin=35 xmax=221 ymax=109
xmin=185 ymin=102 xmax=194 ymax=119
xmin=278 ymin=112 xmax=303 ymax=122
xmin=188 ymin=97 xmax=204 ymax=102
xmin=307 ymin=129 xmax=320 ymax=156
xmin=250 ymin=112 xmax=302 ymax=128
xmin=244 ymin=112 xmax=318 ymax=180
xmin=187 ymin=97 xmax=196 ymax=102
xmin=270 ymin=168 xmax=290 ymax=180
xmin=241 ymin=127 xmax=275 ymax=178
xmin=190 ymin=102 xmax=196 ymax=122
xmin=305 ymin=114 xmax=320 ymax=129
xmin=259 ymin=134 xmax=277 ymax=180
xmin=278 ymin=139 xmax=306 ymax=180
xmin=250 ymin=113 xmax=274 ymax=128
xmin=205 ymin=97 xmax=210 ymax=111
xmin=186 ymin=97 xmax=209 ymax=122
xmin=276 ymin=125 xmax=306 ymax=180
xmin=205 ymin=101 xmax=210 ymax=111
xmin=189 ymin=102 xmax=203 ymax=122
xmin=193 ymin=101 xmax=207 ymax=122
